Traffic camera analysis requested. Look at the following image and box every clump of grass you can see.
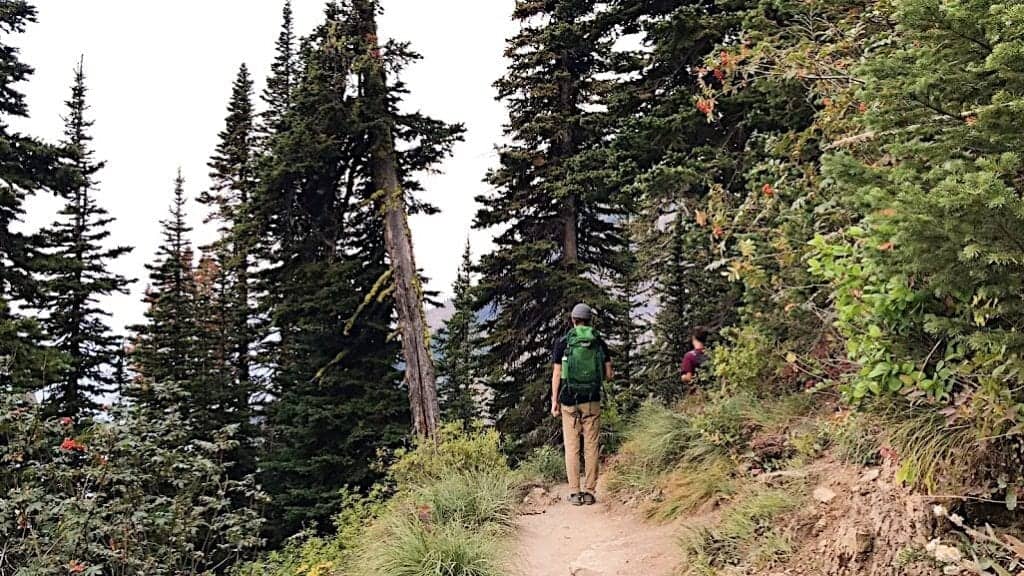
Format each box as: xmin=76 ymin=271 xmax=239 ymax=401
xmin=680 ymin=485 xmax=804 ymax=573
xmin=356 ymin=514 xmax=506 ymax=576
xmin=346 ymin=426 xmax=520 ymax=576
xmin=620 ymin=401 xmax=696 ymax=470
xmin=517 ymin=444 xmax=565 ymax=485
xmin=414 ymin=471 xmax=517 ymax=532
xmin=883 ymin=406 xmax=975 ymax=493
xmin=830 ymin=411 xmax=882 ymax=466
xmin=649 ymin=456 xmax=735 ymax=521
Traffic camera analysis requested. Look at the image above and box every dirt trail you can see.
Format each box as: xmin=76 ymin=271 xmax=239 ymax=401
xmin=512 ymin=484 xmax=680 ymax=576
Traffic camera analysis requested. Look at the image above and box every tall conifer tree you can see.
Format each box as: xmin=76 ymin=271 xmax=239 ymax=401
xmin=38 ymin=59 xmax=132 ymax=418
xmin=198 ymin=64 xmax=260 ymax=461
xmin=129 ymin=171 xmax=197 ymax=409
xmin=259 ymin=1 xmax=295 ymax=141
xmin=256 ymin=2 xmax=461 ymax=541
xmin=474 ymin=0 xmax=628 ymax=448
xmin=435 ymin=240 xmax=481 ymax=427
xmin=0 ymin=1 xmax=66 ymax=395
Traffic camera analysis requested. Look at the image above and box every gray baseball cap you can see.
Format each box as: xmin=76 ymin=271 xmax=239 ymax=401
xmin=570 ymin=303 xmax=593 ymax=320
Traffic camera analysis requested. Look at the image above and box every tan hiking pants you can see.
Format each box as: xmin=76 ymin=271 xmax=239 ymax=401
xmin=561 ymin=401 xmax=601 ymax=493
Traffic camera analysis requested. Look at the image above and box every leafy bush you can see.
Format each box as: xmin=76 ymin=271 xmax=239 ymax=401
xmin=389 ymin=424 xmax=506 ymax=488
xmin=0 ymin=397 xmax=264 ymax=575
xmin=713 ymin=324 xmax=784 ymax=394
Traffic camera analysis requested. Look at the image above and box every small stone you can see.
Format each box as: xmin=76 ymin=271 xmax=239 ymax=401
xmin=942 ymin=566 xmax=961 ymax=575
xmin=933 ymin=544 xmax=962 ymax=564
xmin=861 ymin=468 xmax=880 ymax=482
xmin=813 ymin=486 xmax=837 ymax=503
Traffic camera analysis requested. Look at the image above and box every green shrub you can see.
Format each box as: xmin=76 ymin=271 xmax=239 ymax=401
xmin=518 ymin=444 xmax=565 ymax=484
xmin=356 ymin=514 xmax=506 ymax=576
xmin=414 ymin=471 xmax=517 ymax=531
xmin=713 ymin=324 xmax=783 ymax=394
xmin=0 ymin=396 xmax=264 ymax=575
xmin=389 ymin=424 xmax=507 ymax=488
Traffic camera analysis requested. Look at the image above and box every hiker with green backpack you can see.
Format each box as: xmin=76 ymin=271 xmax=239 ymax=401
xmin=550 ymin=303 xmax=613 ymax=506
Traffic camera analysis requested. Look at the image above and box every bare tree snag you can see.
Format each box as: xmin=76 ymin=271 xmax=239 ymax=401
xmin=357 ymin=1 xmax=440 ymax=438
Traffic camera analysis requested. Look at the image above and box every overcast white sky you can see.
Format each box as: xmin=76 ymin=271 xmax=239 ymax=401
xmin=16 ymin=0 xmax=514 ymax=332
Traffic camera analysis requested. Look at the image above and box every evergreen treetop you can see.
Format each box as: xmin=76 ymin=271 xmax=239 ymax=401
xmin=38 ymin=58 xmax=132 ymax=418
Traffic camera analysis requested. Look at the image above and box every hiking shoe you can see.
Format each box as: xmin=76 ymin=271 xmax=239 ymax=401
xmin=568 ymin=492 xmax=585 ymax=506
xmin=582 ymin=492 xmax=597 ymax=505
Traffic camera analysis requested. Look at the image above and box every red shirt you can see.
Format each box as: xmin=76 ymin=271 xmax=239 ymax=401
xmin=681 ymin=348 xmax=707 ymax=375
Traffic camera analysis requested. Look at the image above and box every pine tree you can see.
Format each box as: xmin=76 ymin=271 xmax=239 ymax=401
xmin=435 ymin=240 xmax=481 ymax=427
xmin=37 ymin=59 xmax=132 ymax=418
xmin=642 ymin=212 xmax=736 ymax=398
xmin=474 ymin=0 xmax=629 ymax=449
xmin=129 ymin=171 xmax=197 ymax=410
xmin=197 ymin=64 xmax=260 ymax=466
xmin=190 ymin=253 xmax=246 ymax=435
xmin=255 ymin=2 xmax=461 ymax=541
xmin=0 ymin=1 xmax=67 ymax=395
xmin=259 ymin=0 xmax=295 ymax=141
xmin=352 ymin=0 xmax=442 ymax=438
xmin=602 ymin=0 xmax=814 ymax=394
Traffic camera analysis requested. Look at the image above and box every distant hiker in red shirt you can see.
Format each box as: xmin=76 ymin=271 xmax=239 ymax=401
xmin=680 ymin=327 xmax=709 ymax=389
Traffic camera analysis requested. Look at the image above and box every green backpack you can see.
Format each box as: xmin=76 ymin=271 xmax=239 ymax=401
xmin=561 ymin=326 xmax=605 ymax=401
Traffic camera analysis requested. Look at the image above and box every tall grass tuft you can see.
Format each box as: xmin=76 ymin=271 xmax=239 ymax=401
xmin=357 ymin=514 xmax=506 ymax=576
xmin=680 ymin=485 xmax=804 ymax=572
xmin=649 ymin=456 xmax=735 ymax=521
xmin=883 ymin=406 xmax=976 ymax=493
xmin=414 ymin=471 xmax=517 ymax=531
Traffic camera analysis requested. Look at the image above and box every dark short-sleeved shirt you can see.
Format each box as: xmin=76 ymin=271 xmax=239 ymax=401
xmin=680 ymin=348 xmax=707 ymax=375
xmin=552 ymin=332 xmax=612 ymax=406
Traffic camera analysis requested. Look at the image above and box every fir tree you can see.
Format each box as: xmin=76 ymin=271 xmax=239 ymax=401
xmin=198 ymin=64 xmax=260 ymax=463
xmin=37 ymin=59 xmax=132 ymax=418
xmin=0 ymin=1 xmax=66 ymax=395
xmin=435 ymin=240 xmax=481 ymax=427
xmin=129 ymin=171 xmax=197 ymax=410
xmin=256 ymin=2 xmax=458 ymax=541
xmin=474 ymin=0 xmax=628 ymax=449
xmin=259 ymin=0 xmax=296 ymax=141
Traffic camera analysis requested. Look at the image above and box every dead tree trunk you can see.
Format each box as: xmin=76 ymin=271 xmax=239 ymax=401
xmin=358 ymin=4 xmax=440 ymax=438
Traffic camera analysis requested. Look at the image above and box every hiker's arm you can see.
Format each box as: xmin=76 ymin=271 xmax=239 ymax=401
xmin=604 ymin=361 xmax=613 ymax=381
xmin=551 ymin=364 xmax=561 ymax=417
xmin=681 ymin=372 xmax=694 ymax=383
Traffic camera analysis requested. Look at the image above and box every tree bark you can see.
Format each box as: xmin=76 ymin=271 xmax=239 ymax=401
xmin=558 ymin=50 xmax=578 ymax=266
xmin=358 ymin=3 xmax=441 ymax=438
